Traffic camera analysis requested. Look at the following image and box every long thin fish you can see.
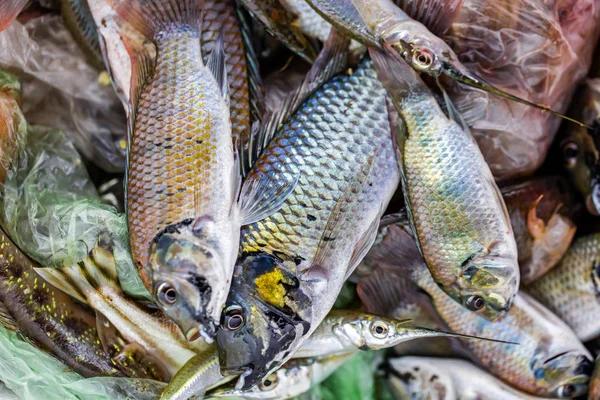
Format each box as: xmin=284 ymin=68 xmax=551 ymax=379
xmin=370 ymin=46 xmax=519 ymax=320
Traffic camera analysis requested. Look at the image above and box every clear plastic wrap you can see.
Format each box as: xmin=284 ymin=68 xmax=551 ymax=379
xmin=0 ymin=15 xmax=127 ymax=173
xmin=0 ymin=125 xmax=150 ymax=300
xmin=445 ymin=0 xmax=600 ymax=180
xmin=0 ymin=326 xmax=164 ymax=400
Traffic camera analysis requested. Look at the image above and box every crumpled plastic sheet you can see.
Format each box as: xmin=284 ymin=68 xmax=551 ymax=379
xmin=0 ymin=326 xmax=164 ymax=400
xmin=0 ymin=125 xmax=150 ymax=300
xmin=0 ymin=15 xmax=127 ymax=173
xmin=445 ymin=0 xmax=600 ymax=181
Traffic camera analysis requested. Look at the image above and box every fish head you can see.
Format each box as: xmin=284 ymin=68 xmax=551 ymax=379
xmin=531 ymin=350 xmax=592 ymax=398
xmin=560 ymin=123 xmax=600 ymax=215
xmin=457 ymin=246 xmax=519 ymax=320
xmin=216 ymin=252 xmax=312 ymax=389
xmin=148 ymin=219 xmax=227 ymax=341
xmin=334 ymin=314 xmax=408 ymax=350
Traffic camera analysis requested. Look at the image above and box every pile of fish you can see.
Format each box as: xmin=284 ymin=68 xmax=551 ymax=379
xmin=1 ymin=0 xmax=600 ymax=399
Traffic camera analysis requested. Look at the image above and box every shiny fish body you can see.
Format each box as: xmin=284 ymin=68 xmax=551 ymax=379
xmin=0 ymin=229 xmax=119 ymax=378
xmin=387 ymin=356 xmax=556 ymax=400
xmin=360 ymin=218 xmax=592 ymax=398
xmin=527 ymin=234 xmax=600 ymax=342
xmin=217 ymin=59 xmax=399 ymax=388
xmin=371 ymin=49 xmax=519 ymax=320
xmin=59 ymin=0 xmax=104 ymax=69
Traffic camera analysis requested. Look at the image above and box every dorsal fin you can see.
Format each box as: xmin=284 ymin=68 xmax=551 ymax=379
xmin=394 ymin=0 xmax=465 ymax=36
xmin=206 ymin=30 xmax=229 ymax=101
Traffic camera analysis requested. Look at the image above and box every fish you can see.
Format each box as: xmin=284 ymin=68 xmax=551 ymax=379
xmin=500 ymin=177 xmax=577 ymax=284
xmin=526 ymin=233 xmax=600 ymax=343
xmin=216 ymin=36 xmax=399 ymax=389
xmin=305 ymin=0 xmax=587 ymax=126
xmin=59 ymin=0 xmax=105 ymax=70
xmin=207 ymin=353 xmax=355 ymax=400
xmin=237 ymin=0 xmax=317 ymax=63
xmin=0 ymin=71 xmax=26 ymax=184
xmin=35 ymin=235 xmax=210 ymax=380
xmin=109 ymin=0 xmax=288 ymax=341
xmin=560 ymin=79 xmax=600 ymax=215
xmin=370 ymin=46 xmax=519 ymax=320
xmin=357 ymin=213 xmax=593 ymax=397
xmin=0 ymin=227 xmax=120 ymax=378
xmin=0 ymin=0 xmax=28 ymax=32
xmin=160 ymin=347 xmax=226 ymax=400
xmin=294 ymin=309 xmax=516 ymax=359
xmin=385 ymin=356 xmax=563 ymax=399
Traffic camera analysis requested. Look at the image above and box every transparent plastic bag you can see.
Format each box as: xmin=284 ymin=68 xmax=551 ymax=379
xmin=445 ymin=0 xmax=600 ymax=180
xmin=0 ymin=125 xmax=150 ymax=300
xmin=0 ymin=15 xmax=127 ymax=173
xmin=0 ymin=326 xmax=163 ymax=400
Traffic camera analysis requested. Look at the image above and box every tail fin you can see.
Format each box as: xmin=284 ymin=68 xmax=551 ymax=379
xmin=109 ymin=0 xmax=205 ymax=39
xmin=0 ymin=0 xmax=28 ymax=32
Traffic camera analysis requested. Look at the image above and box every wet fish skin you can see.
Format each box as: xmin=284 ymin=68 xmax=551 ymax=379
xmin=59 ymin=0 xmax=105 ymax=70
xmin=371 ymin=47 xmax=519 ymax=320
xmin=0 ymin=228 xmax=120 ymax=378
xmin=526 ymin=233 xmax=600 ymax=343
xmin=216 ymin=58 xmax=399 ymax=389
xmin=208 ymin=353 xmax=354 ymax=400
xmin=561 ymin=79 xmax=600 ymax=215
xmin=116 ymin=1 xmax=238 ymax=340
xmin=387 ymin=356 xmax=563 ymax=400
xmin=500 ymin=177 xmax=577 ymax=284
xmin=590 ymin=356 xmax=600 ymax=400
xmin=358 ymin=216 xmax=593 ymax=398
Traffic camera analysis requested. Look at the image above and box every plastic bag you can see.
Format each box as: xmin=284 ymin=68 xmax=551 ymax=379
xmin=0 ymin=125 xmax=150 ymax=300
xmin=0 ymin=15 xmax=127 ymax=173
xmin=445 ymin=0 xmax=600 ymax=180
xmin=0 ymin=326 xmax=163 ymax=400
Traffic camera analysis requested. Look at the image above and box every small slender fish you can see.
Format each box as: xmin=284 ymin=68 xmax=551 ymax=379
xmin=0 ymin=228 xmax=120 ymax=378
xmin=526 ymin=233 xmax=600 ymax=342
xmin=216 ymin=37 xmax=399 ymax=389
xmin=207 ymin=353 xmax=354 ymax=400
xmin=386 ymin=356 xmax=559 ymax=400
xmin=370 ymin=46 xmax=519 ymax=320
xmin=59 ymin=0 xmax=105 ymax=69
xmin=36 ymin=235 xmax=210 ymax=380
xmin=560 ymin=79 xmax=600 ymax=215
xmin=500 ymin=177 xmax=577 ymax=284
xmin=109 ymin=0 xmax=285 ymax=341
xmin=357 ymin=213 xmax=593 ymax=398
xmin=305 ymin=0 xmax=587 ymax=127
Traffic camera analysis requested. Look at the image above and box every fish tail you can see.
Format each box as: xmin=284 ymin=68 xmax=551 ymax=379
xmin=0 ymin=0 xmax=28 ymax=32
xmin=111 ymin=0 xmax=206 ymax=39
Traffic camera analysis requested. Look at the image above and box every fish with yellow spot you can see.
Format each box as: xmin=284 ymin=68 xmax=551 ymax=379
xmin=108 ymin=0 xmax=293 ymax=342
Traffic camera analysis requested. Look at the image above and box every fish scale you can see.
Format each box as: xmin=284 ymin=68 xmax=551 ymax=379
xmin=127 ymin=29 xmax=233 ymax=271
xmin=241 ymin=63 xmax=395 ymax=264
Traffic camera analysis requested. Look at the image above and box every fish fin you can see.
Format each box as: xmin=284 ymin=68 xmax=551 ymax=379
xmin=345 ymin=213 xmax=381 ymax=280
xmin=114 ymin=342 xmax=170 ymax=381
xmin=238 ymin=0 xmax=316 ymax=63
xmin=357 ymin=268 xmax=425 ymax=316
xmin=394 ymin=0 xmax=464 ymax=36
xmin=370 ymin=45 xmax=431 ymax=96
xmin=95 ymin=310 xmax=125 ymax=356
xmin=0 ymin=0 xmax=28 ymax=32
xmin=526 ymin=195 xmax=546 ymax=240
xmin=239 ymin=171 xmax=300 ymax=225
xmin=34 ymin=267 xmax=89 ymax=306
xmin=452 ymin=90 xmax=487 ymax=127
xmin=242 ymin=29 xmax=350 ymax=177
xmin=206 ymin=29 xmax=229 ymax=101
xmin=236 ymin=2 xmax=265 ymax=126
xmin=306 ymin=0 xmax=379 ymax=47
xmin=81 ymin=234 xmax=120 ymax=289
xmin=109 ymin=0 xmax=205 ymax=40
xmin=0 ymin=302 xmax=17 ymax=332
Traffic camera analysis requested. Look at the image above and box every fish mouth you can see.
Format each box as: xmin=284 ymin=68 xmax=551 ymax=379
xmin=441 ymin=62 xmax=588 ymax=128
xmin=185 ymin=323 xmax=216 ymax=343
xmin=586 ymin=185 xmax=600 ymax=215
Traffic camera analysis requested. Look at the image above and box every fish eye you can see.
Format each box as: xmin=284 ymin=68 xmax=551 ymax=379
xmin=557 ymin=383 xmax=577 ymax=398
xmin=370 ymin=321 xmax=389 ymax=338
xmin=413 ymin=49 xmax=434 ymax=70
xmin=465 ymin=295 xmax=485 ymax=311
xmin=562 ymin=141 xmax=579 ymax=168
xmin=223 ymin=304 xmax=245 ymax=331
xmin=259 ymin=374 xmax=278 ymax=391
xmin=156 ymin=282 xmax=177 ymax=305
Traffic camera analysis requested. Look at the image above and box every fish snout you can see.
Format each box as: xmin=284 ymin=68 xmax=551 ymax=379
xmin=586 ymin=184 xmax=600 ymax=215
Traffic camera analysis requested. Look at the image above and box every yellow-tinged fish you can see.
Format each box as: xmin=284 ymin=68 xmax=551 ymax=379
xmin=370 ymin=46 xmax=519 ymax=320
xmin=109 ymin=0 xmax=288 ymax=341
